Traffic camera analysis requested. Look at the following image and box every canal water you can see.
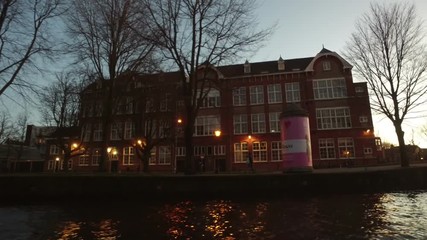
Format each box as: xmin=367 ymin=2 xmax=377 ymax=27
xmin=1 ymin=191 xmax=426 ymax=239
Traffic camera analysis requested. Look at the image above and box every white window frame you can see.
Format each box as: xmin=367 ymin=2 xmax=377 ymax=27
xmin=200 ymin=89 xmax=221 ymax=108
xmin=253 ymin=141 xmax=268 ymax=162
xmin=149 ymin=147 xmax=157 ymax=165
xmin=93 ymin=123 xmax=103 ymax=141
xmin=338 ymin=138 xmax=355 ymax=159
xmin=233 ymin=114 xmax=248 ymax=134
xmin=323 ymin=61 xmax=331 ymax=71
xmin=316 ymin=107 xmax=351 ymax=130
xmin=249 ymin=85 xmax=264 ymax=105
xmin=159 ymin=146 xmax=171 ymax=165
xmin=79 ymin=155 xmax=90 ymax=166
xmin=124 ymin=121 xmax=135 ymax=140
xmin=50 ymin=145 xmax=59 ymax=155
xmin=91 ymin=148 xmax=100 ymax=166
xmin=194 ymin=115 xmax=220 ymax=136
xmin=267 ymin=84 xmax=282 ymax=103
xmin=355 ymin=86 xmax=364 ymax=93
xmin=82 ymin=124 xmax=91 ymax=142
xmin=110 ymin=122 xmax=122 ymax=140
xmin=176 ymin=147 xmax=186 ymax=156
xmin=313 ymin=78 xmax=347 ymax=99
xmin=160 ymin=94 xmax=170 ymax=112
xmin=319 ymin=138 xmax=336 ymax=159
xmin=233 ymin=87 xmax=246 ymax=106
xmin=285 ymin=82 xmax=300 ymax=103
xmin=271 ymin=141 xmax=282 ymax=162
xmin=359 ymin=116 xmax=368 ymax=123
xmin=47 ymin=160 xmax=54 ymax=170
xmin=269 ymin=112 xmax=281 ymax=133
xmin=234 ymin=142 xmax=248 ymax=163
xmin=123 ymin=146 xmax=135 ymax=165
xmin=251 ymin=113 xmax=266 ymax=133
xmin=214 ymin=145 xmax=226 ymax=156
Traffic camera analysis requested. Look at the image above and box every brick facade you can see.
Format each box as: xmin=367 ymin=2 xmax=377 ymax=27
xmin=74 ymin=48 xmax=381 ymax=173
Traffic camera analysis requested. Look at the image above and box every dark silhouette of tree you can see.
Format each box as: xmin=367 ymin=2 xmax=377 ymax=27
xmin=38 ymin=72 xmax=82 ymax=170
xmin=143 ymin=0 xmax=274 ymax=173
xmin=0 ymin=0 xmax=64 ymax=98
xmin=65 ymin=0 xmax=158 ymax=171
xmin=345 ymin=2 xmax=427 ymax=167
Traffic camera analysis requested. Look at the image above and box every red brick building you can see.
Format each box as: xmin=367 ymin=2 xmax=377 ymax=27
xmin=75 ymin=48 xmax=381 ymax=173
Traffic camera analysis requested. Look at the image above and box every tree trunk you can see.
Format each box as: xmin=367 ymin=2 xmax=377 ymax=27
xmin=395 ymin=124 xmax=409 ymax=167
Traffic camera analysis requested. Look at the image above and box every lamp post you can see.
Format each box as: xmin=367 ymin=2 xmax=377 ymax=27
xmin=214 ymin=129 xmax=221 ymax=173
xmin=54 ymin=157 xmax=60 ymax=173
xmin=175 ymin=118 xmax=183 ymax=173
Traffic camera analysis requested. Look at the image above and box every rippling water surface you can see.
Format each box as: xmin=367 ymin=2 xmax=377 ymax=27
xmin=1 ymin=191 xmax=426 ymax=239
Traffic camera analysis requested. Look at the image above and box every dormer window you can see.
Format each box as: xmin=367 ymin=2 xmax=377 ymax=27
xmin=323 ymin=61 xmax=331 ymax=71
xmin=244 ymin=60 xmax=251 ymax=74
xmin=278 ymin=57 xmax=285 ymax=71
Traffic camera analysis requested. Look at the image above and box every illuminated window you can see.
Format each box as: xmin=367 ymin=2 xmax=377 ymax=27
xmin=338 ymin=138 xmax=354 ymax=158
xmin=194 ymin=115 xmax=220 ymax=136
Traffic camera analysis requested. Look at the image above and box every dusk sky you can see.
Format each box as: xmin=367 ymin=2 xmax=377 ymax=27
xmin=2 ymin=0 xmax=427 ymax=147
xmin=253 ymin=0 xmax=427 ymax=147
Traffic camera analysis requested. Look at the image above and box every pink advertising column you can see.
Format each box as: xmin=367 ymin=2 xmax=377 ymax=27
xmin=280 ymin=104 xmax=313 ymax=172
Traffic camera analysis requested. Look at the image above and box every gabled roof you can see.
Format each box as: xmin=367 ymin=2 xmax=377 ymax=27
xmin=318 ymin=47 xmax=333 ymax=54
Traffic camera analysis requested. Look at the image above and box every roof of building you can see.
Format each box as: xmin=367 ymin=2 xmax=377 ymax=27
xmin=49 ymin=126 xmax=80 ymax=139
xmin=216 ymin=57 xmax=314 ymax=77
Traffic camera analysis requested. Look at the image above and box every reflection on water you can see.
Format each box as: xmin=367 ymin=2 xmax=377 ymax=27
xmin=1 ymin=191 xmax=427 ymax=239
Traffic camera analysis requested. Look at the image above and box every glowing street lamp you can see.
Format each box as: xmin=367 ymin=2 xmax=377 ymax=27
xmin=214 ymin=130 xmax=221 ymax=137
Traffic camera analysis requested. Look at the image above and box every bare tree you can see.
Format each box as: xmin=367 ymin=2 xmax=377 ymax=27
xmin=66 ymin=0 xmax=159 ymax=171
xmin=0 ymin=0 xmax=64 ymax=98
xmin=39 ymin=72 xmax=80 ymax=128
xmin=0 ymin=111 xmax=14 ymax=143
xmin=38 ymin=72 xmax=81 ymax=170
xmin=143 ymin=0 xmax=274 ymax=173
xmin=344 ymin=2 xmax=427 ymax=167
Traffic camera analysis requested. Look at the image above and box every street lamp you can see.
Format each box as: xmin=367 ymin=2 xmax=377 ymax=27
xmin=214 ymin=129 xmax=222 ymax=173
xmin=55 ymin=157 xmax=60 ymax=172
xmin=175 ymin=118 xmax=183 ymax=173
